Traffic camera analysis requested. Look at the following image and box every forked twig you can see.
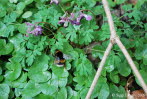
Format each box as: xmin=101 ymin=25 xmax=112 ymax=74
xmin=86 ymin=0 xmax=147 ymax=98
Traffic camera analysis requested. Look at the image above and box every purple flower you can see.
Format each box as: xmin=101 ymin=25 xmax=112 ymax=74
xmin=58 ymin=11 xmax=92 ymax=27
xmin=83 ymin=14 xmax=92 ymax=20
xmin=70 ymin=13 xmax=75 ymax=19
xmin=25 ymin=22 xmax=43 ymax=36
xmin=68 ymin=13 xmax=81 ymax=25
xmin=70 ymin=20 xmax=80 ymax=25
xmin=25 ymin=22 xmax=33 ymax=26
xmin=25 ymin=34 xmax=29 ymax=37
xmin=58 ymin=13 xmax=70 ymax=27
xmin=50 ymin=0 xmax=59 ymax=4
xmin=76 ymin=12 xmax=92 ymax=23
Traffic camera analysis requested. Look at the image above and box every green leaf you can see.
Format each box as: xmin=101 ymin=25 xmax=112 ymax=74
xmin=109 ymin=71 xmax=120 ymax=83
xmin=98 ymin=24 xmax=110 ymax=41
xmin=0 ymin=23 xmax=15 ymax=37
xmin=117 ymin=60 xmax=131 ymax=77
xmin=80 ymin=87 xmax=89 ymax=99
xmin=35 ymin=94 xmax=53 ymax=99
xmin=0 ymin=67 xmax=2 ymax=75
xmin=9 ymin=34 xmax=25 ymax=50
xmin=26 ymin=55 xmax=35 ymax=66
xmin=39 ymin=83 xmax=58 ymax=95
xmin=79 ymin=29 xmax=94 ymax=44
xmin=93 ymin=5 xmax=104 ymax=15
xmin=47 ymin=7 xmax=61 ymax=27
xmin=0 ymin=75 xmax=4 ymax=82
xmin=105 ymin=58 xmax=115 ymax=73
xmin=91 ymin=45 xmax=105 ymax=59
xmin=98 ymin=83 xmax=110 ymax=99
xmin=9 ymin=0 xmax=18 ymax=3
xmin=0 ymin=84 xmax=10 ymax=99
xmin=14 ymin=88 xmax=22 ymax=97
xmin=12 ymin=73 xmax=27 ymax=88
xmin=66 ymin=25 xmax=77 ymax=42
xmin=105 ymin=54 xmax=121 ymax=72
xmin=115 ymin=0 xmax=126 ymax=4
xmin=0 ymin=42 xmax=14 ymax=55
xmin=25 ymin=0 xmax=34 ymax=5
xmin=61 ymin=42 xmax=74 ymax=54
xmin=108 ymin=0 xmax=116 ymax=7
xmin=56 ymin=87 xmax=67 ymax=99
xmin=28 ymin=54 xmax=51 ymax=83
xmin=16 ymin=2 xmax=26 ymax=11
xmin=0 ymin=4 xmax=6 ymax=18
xmin=50 ymin=33 xmax=67 ymax=50
xmin=52 ymin=66 xmax=68 ymax=77
xmin=10 ymin=48 xmax=26 ymax=65
xmin=122 ymin=4 xmax=133 ymax=11
xmin=135 ymin=69 xmax=147 ymax=87
xmin=108 ymin=84 xmax=126 ymax=99
xmin=22 ymin=11 xmax=32 ymax=18
xmin=92 ymin=77 xmax=107 ymax=98
xmin=5 ymin=62 xmax=21 ymax=81
xmin=18 ymin=23 xmax=27 ymax=34
xmin=135 ymin=44 xmax=147 ymax=65
xmin=51 ymin=69 xmax=68 ymax=87
xmin=67 ymin=87 xmax=79 ymax=99
xmin=73 ymin=75 xmax=87 ymax=87
xmin=74 ymin=54 xmax=94 ymax=76
xmin=22 ymin=81 xmax=41 ymax=97
xmin=4 ymin=12 xmax=18 ymax=24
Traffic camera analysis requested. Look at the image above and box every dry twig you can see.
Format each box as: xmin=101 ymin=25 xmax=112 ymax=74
xmin=86 ymin=0 xmax=147 ymax=98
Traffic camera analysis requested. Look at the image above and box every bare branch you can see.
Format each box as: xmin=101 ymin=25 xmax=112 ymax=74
xmin=102 ymin=0 xmax=117 ymax=38
xmin=85 ymin=42 xmax=113 ymax=99
xmin=102 ymin=0 xmax=147 ymax=94
xmin=86 ymin=0 xmax=147 ymax=98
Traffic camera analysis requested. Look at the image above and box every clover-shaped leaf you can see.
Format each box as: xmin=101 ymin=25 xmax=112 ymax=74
xmin=12 ymin=72 xmax=27 ymax=88
xmin=28 ymin=54 xmax=51 ymax=83
xmin=0 ymin=39 xmax=14 ymax=55
xmin=67 ymin=87 xmax=79 ymax=99
xmin=40 ymin=83 xmax=58 ymax=95
xmin=22 ymin=81 xmax=41 ymax=97
xmin=74 ymin=54 xmax=93 ymax=76
xmin=109 ymin=71 xmax=120 ymax=83
xmin=117 ymin=60 xmax=131 ymax=77
xmin=56 ymin=87 xmax=67 ymax=99
xmin=135 ymin=69 xmax=147 ymax=87
xmin=0 ymin=4 xmax=6 ymax=18
xmin=5 ymin=62 xmax=21 ymax=81
xmin=50 ymin=72 xmax=68 ymax=87
xmin=135 ymin=44 xmax=147 ymax=65
xmin=34 ymin=94 xmax=53 ymax=99
xmin=0 ymin=84 xmax=10 ymax=99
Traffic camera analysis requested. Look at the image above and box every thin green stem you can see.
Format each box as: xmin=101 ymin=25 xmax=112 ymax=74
xmin=35 ymin=22 xmax=64 ymax=35
xmin=44 ymin=26 xmax=55 ymax=35
xmin=59 ymin=4 xmax=66 ymax=13
xmin=86 ymin=48 xmax=105 ymax=53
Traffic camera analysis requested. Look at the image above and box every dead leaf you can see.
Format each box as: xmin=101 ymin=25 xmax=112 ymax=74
xmin=131 ymin=90 xmax=147 ymax=99
xmin=127 ymin=0 xmax=138 ymax=5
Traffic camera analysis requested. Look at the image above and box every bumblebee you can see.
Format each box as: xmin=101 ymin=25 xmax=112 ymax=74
xmin=54 ymin=50 xmax=66 ymax=67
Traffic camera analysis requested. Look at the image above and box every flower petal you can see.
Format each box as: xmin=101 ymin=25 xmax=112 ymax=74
xmin=83 ymin=14 xmax=92 ymax=21
xmin=50 ymin=0 xmax=59 ymax=4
